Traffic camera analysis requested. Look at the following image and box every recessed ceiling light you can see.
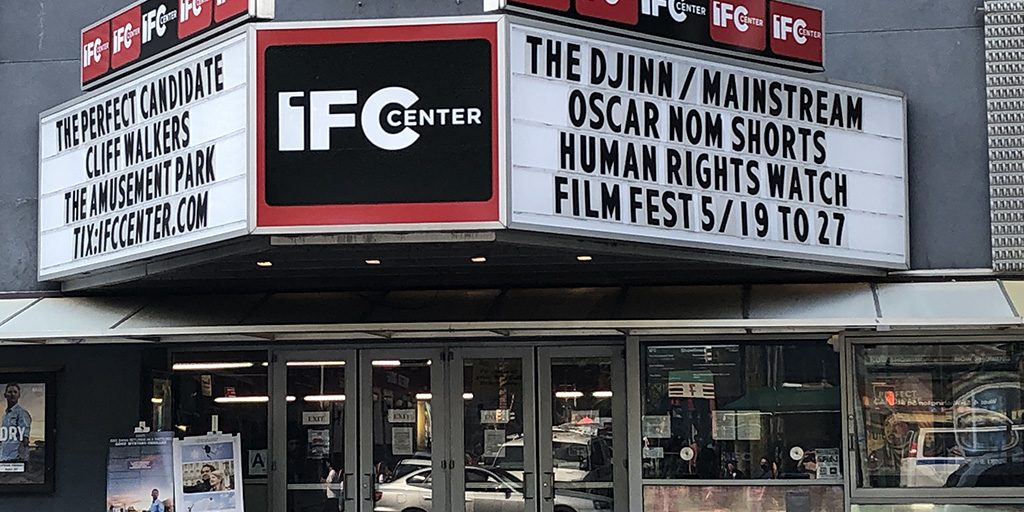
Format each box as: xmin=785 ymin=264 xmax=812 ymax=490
xmin=256 ymin=261 xmax=273 ymax=267
xmin=576 ymin=255 xmax=593 ymax=262
xmin=471 ymin=256 xmax=487 ymax=263
xmin=365 ymin=259 xmax=381 ymax=265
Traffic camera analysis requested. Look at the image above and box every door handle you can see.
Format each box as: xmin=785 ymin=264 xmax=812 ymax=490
xmin=343 ymin=472 xmax=354 ymax=503
xmin=362 ymin=473 xmax=373 ymax=502
xmin=542 ymin=471 xmax=554 ymax=501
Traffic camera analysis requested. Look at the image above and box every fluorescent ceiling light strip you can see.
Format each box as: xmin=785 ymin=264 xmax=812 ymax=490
xmin=555 ymin=391 xmax=584 ymax=399
xmin=287 ymin=361 xmax=347 ymax=367
xmin=592 ymin=391 xmax=613 ymax=398
xmin=415 ymin=393 xmax=432 ymax=400
xmin=304 ymin=394 xmax=346 ymax=402
xmin=214 ymin=396 xmax=269 ymax=403
xmin=372 ymin=360 xmax=402 ymax=367
xmin=172 ymin=362 xmax=254 ymax=371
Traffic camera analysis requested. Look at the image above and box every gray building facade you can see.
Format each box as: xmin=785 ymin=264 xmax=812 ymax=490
xmin=0 ymin=1 xmax=1021 ymax=512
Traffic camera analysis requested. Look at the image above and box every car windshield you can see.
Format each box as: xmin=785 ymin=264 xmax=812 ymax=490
xmin=393 ymin=461 xmax=429 ymax=480
xmin=479 ymin=466 xmax=523 ymax=484
xmin=553 ymin=441 xmax=589 ymax=467
xmin=490 ymin=445 xmax=524 ymax=470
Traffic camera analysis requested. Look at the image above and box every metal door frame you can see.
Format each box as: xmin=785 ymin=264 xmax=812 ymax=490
xmin=537 ymin=345 xmax=628 ymax=512
xmin=358 ymin=347 xmax=450 ymax=512
xmin=270 ymin=349 xmax=359 ymax=512
xmin=450 ymin=346 xmax=537 ymax=512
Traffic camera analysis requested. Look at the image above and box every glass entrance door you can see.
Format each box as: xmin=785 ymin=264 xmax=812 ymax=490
xmin=274 ymin=350 xmax=358 ymax=512
xmin=359 ymin=348 xmax=448 ymax=512
xmin=451 ymin=348 xmax=536 ymax=512
xmin=272 ymin=344 xmax=625 ymax=512
xmin=538 ymin=346 xmax=627 ymax=512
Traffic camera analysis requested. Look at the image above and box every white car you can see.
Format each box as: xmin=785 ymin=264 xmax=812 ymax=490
xmin=391 ymin=457 xmax=432 ymax=481
xmin=486 ymin=430 xmax=612 ymax=482
xmin=900 ymin=427 xmax=964 ymax=487
xmin=374 ymin=466 xmax=613 ymax=512
xmin=899 ymin=425 xmax=1024 ymax=487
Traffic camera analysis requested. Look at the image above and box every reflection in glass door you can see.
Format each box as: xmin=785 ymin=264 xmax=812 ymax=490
xmin=539 ymin=347 xmax=626 ymax=512
xmin=272 ymin=344 xmax=625 ymax=512
xmin=361 ymin=349 xmax=447 ymax=512
xmin=453 ymin=348 xmax=535 ymax=512
xmin=278 ymin=351 xmax=356 ymax=512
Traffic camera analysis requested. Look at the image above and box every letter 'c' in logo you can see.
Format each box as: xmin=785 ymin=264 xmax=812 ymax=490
xmin=362 ymin=87 xmax=420 ymax=151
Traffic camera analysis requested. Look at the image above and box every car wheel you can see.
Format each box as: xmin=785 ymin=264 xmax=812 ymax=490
xmin=402 ymin=508 xmax=428 ymax=512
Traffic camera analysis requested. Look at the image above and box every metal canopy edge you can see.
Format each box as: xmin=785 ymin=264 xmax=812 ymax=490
xmin=0 ymin=281 xmax=1019 ymax=343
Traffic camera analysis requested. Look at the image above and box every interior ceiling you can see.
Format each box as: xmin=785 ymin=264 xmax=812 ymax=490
xmin=71 ymin=231 xmax=875 ymax=295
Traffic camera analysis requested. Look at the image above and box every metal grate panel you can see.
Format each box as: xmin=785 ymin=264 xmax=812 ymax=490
xmin=987 ymin=1 xmax=1024 ymax=270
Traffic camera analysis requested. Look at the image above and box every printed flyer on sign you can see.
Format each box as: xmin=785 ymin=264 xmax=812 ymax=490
xmin=174 ymin=434 xmax=244 ymax=512
xmin=106 ymin=433 xmax=175 ymax=512
xmin=0 ymin=381 xmax=46 ymax=484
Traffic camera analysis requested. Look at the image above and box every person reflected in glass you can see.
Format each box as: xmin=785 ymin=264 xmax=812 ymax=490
xmin=753 ymin=457 xmax=776 ymax=479
xmin=695 ymin=439 xmax=719 ymax=479
xmin=725 ymin=461 xmax=745 ymax=479
xmin=323 ymin=454 xmax=342 ymax=512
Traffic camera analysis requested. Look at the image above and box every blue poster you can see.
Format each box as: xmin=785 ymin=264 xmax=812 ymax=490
xmin=107 ymin=433 xmax=175 ymax=512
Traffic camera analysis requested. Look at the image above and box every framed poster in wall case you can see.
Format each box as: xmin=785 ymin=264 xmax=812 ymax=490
xmin=0 ymin=369 xmax=58 ymax=493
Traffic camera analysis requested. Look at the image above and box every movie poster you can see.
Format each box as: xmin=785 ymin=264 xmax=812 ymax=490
xmin=174 ymin=434 xmax=244 ymax=512
xmin=107 ymin=433 xmax=175 ymax=512
xmin=0 ymin=380 xmax=47 ymax=485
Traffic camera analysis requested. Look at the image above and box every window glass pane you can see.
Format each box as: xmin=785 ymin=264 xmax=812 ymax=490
xmin=285 ymin=360 xmax=346 ymax=512
xmin=642 ymin=342 xmax=842 ymax=481
xmin=371 ymin=358 xmax=433 ymax=483
xmin=854 ymin=342 xmax=1024 ymax=488
xmin=170 ymin=351 xmax=269 ymax=482
xmin=464 ymin=356 xmax=525 ymax=505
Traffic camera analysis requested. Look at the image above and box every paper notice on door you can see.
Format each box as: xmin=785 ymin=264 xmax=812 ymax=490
xmin=484 ymin=429 xmax=506 ymax=458
xmin=642 ymin=415 xmax=671 ymax=438
xmin=392 ymin=427 xmax=414 ymax=456
xmin=713 ymin=411 xmax=737 ymax=440
xmin=735 ymin=411 xmax=762 ymax=440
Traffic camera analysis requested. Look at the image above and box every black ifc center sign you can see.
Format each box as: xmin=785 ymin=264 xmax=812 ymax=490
xmin=263 ymin=39 xmax=494 ymax=206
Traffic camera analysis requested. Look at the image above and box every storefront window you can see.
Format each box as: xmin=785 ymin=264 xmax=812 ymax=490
xmin=642 ymin=342 xmax=842 ymax=481
xmin=171 ymin=351 xmax=269 ymax=480
xmin=854 ymin=342 xmax=1024 ymax=489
